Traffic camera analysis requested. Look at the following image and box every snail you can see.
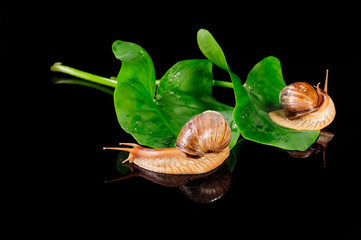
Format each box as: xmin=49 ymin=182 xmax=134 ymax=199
xmin=269 ymin=70 xmax=336 ymax=130
xmin=103 ymin=110 xmax=232 ymax=174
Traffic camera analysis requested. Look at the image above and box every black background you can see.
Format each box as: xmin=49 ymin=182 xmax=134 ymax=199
xmin=2 ymin=3 xmax=360 ymax=238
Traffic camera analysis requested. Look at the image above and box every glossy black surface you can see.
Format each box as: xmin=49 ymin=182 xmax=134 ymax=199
xmin=4 ymin=4 xmax=360 ymax=238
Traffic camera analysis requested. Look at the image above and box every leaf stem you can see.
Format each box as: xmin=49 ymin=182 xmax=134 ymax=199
xmin=50 ymin=62 xmax=117 ymax=88
xmin=50 ymin=63 xmax=235 ymax=90
xmin=213 ymin=80 xmax=234 ymax=89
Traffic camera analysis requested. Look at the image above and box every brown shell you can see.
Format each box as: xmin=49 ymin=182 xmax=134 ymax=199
xmin=175 ymin=110 xmax=232 ymax=156
xmin=269 ymin=70 xmax=336 ymax=131
xmin=279 ymin=82 xmax=323 ymax=119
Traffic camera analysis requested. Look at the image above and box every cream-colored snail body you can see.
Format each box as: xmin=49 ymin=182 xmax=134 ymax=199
xmin=269 ymin=70 xmax=336 ymax=130
xmin=104 ymin=110 xmax=232 ymax=174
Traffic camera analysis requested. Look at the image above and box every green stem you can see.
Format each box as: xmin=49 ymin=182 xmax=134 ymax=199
xmin=213 ymin=80 xmax=234 ymax=89
xmin=50 ymin=63 xmax=234 ymax=89
xmin=50 ymin=62 xmax=117 ymax=88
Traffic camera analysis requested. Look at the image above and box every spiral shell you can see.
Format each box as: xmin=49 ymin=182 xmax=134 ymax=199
xmin=269 ymin=70 xmax=336 ymax=131
xmin=280 ymin=82 xmax=322 ymax=119
xmin=176 ymin=110 xmax=232 ymax=156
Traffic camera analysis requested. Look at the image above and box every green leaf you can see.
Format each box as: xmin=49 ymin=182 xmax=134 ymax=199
xmin=197 ymin=29 xmax=229 ymax=71
xmin=234 ymin=57 xmax=319 ymax=151
xmin=226 ymin=138 xmax=245 ymax=172
xmin=197 ymin=29 xmax=319 ymax=151
xmin=112 ymin=40 xmax=240 ymax=149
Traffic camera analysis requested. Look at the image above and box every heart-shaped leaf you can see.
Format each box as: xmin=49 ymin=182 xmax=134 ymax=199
xmin=112 ymin=40 xmax=240 ymax=149
xmin=197 ymin=29 xmax=319 ymax=151
xmin=234 ymin=57 xmax=320 ymax=150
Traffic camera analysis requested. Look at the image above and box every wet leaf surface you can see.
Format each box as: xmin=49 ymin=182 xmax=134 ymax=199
xmin=112 ymin=40 xmax=240 ymax=149
xmin=197 ymin=29 xmax=319 ymax=150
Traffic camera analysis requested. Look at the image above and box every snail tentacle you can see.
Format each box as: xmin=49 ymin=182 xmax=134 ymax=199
xmin=103 ymin=143 xmax=142 ymax=163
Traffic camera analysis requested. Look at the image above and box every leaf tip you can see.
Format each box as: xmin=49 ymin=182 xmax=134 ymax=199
xmin=197 ymin=29 xmax=212 ymax=41
xmin=112 ymin=40 xmax=123 ymax=53
xmin=50 ymin=62 xmax=63 ymax=72
xmin=264 ymin=55 xmax=280 ymax=62
xmin=197 ymin=28 xmax=209 ymax=34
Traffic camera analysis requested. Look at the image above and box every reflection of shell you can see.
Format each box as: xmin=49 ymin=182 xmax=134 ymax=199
xmin=179 ymin=164 xmax=231 ymax=203
xmin=176 ymin=110 xmax=232 ymax=156
xmin=179 ymin=165 xmax=232 ymax=203
xmin=105 ymin=162 xmax=232 ymax=203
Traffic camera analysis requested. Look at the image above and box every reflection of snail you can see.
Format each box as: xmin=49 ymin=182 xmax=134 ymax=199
xmin=287 ymin=130 xmax=334 ymax=158
xmin=104 ymin=111 xmax=232 ymax=174
xmin=269 ymin=70 xmax=336 ymax=130
xmin=106 ymin=162 xmax=231 ymax=203
xmin=287 ymin=130 xmax=334 ymax=167
xmin=179 ymin=165 xmax=231 ymax=203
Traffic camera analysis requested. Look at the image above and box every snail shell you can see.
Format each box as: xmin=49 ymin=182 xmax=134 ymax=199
xmin=176 ymin=110 xmax=232 ymax=156
xmin=279 ymin=82 xmax=322 ymax=119
xmin=104 ymin=110 xmax=232 ymax=174
xmin=269 ymin=70 xmax=336 ymax=130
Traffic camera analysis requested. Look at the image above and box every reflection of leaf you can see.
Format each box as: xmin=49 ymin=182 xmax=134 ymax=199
xmin=197 ymin=29 xmax=319 ymax=151
xmin=112 ymin=40 xmax=240 ymax=149
xmin=226 ymin=138 xmax=245 ymax=172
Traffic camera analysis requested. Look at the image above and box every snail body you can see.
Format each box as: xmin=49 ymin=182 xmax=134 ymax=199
xmin=104 ymin=110 xmax=232 ymax=174
xmin=269 ymin=70 xmax=335 ymax=130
